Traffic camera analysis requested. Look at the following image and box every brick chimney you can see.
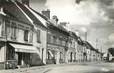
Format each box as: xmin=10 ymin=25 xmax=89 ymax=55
xmin=42 ymin=9 xmax=50 ymax=19
xmin=18 ymin=0 xmax=30 ymax=6
xmin=52 ymin=15 xmax=59 ymax=25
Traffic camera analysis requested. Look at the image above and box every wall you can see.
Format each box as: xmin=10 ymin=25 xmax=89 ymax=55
xmin=32 ymin=26 xmax=47 ymax=65
xmin=0 ymin=46 xmax=5 ymax=62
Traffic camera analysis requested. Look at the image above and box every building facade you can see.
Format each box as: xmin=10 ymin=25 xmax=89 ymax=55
xmin=0 ymin=0 xmax=48 ymax=69
xmin=46 ymin=23 xmax=69 ymax=64
xmin=0 ymin=0 xmax=103 ymax=70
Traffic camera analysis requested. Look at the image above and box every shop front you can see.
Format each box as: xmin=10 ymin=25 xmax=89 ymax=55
xmin=6 ymin=43 xmax=37 ymax=69
xmin=47 ymin=44 xmax=65 ymax=64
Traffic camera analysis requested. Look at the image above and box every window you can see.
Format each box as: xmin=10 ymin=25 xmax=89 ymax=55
xmin=50 ymin=35 xmax=53 ymax=43
xmin=53 ymin=36 xmax=57 ymax=44
xmin=47 ymin=34 xmax=51 ymax=43
xmin=57 ymin=38 xmax=59 ymax=45
xmin=24 ymin=30 xmax=29 ymax=41
xmin=1 ymin=20 xmax=5 ymax=36
xmin=62 ymin=40 xmax=65 ymax=46
xmin=47 ymin=51 xmax=50 ymax=59
xmin=59 ymin=38 xmax=62 ymax=45
xmin=29 ymin=31 xmax=33 ymax=43
xmin=11 ymin=22 xmax=17 ymax=40
xmin=36 ymin=30 xmax=40 ymax=43
xmin=60 ymin=52 xmax=62 ymax=60
xmin=0 ymin=21 xmax=2 ymax=36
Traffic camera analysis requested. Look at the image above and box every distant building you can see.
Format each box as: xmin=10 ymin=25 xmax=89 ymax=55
xmin=67 ymin=31 xmax=78 ymax=63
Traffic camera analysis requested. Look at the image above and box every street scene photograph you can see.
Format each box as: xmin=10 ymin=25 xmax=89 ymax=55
xmin=0 ymin=0 xmax=114 ymax=73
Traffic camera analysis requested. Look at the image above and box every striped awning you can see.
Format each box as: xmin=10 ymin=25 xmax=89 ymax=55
xmin=10 ymin=43 xmax=37 ymax=53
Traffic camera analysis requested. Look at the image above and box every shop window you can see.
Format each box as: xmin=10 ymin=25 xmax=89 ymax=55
xmin=36 ymin=29 xmax=41 ymax=43
xmin=47 ymin=51 xmax=50 ymax=59
xmin=60 ymin=52 xmax=62 ymax=60
xmin=24 ymin=30 xmax=29 ymax=42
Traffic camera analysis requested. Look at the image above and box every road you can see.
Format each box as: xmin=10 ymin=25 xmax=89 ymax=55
xmin=46 ymin=63 xmax=114 ymax=73
xmin=0 ymin=62 xmax=114 ymax=73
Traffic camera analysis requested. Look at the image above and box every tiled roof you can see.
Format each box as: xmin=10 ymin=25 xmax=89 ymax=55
xmin=77 ymin=37 xmax=84 ymax=45
xmin=3 ymin=0 xmax=32 ymax=24
xmin=30 ymin=8 xmax=48 ymax=21
xmin=48 ymin=23 xmax=69 ymax=36
xmin=69 ymin=31 xmax=78 ymax=40
xmin=15 ymin=1 xmax=47 ymax=28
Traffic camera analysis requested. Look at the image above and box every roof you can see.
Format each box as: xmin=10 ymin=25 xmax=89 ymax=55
xmin=15 ymin=1 xmax=47 ymax=28
xmin=108 ymin=48 xmax=114 ymax=56
xmin=84 ymin=41 xmax=95 ymax=50
xmin=3 ymin=0 xmax=32 ymax=25
xmin=48 ymin=23 xmax=69 ymax=36
xmin=30 ymin=8 xmax=48 ymax=21
xmin=69 ymin=31 xmax=78 ymax=40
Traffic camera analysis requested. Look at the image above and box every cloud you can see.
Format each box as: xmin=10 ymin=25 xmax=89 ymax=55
xmin=109 ymin=33 xmax=114 ymax=41
xmin=45 ymin=0 xmax=114 ymax=27
xmin=30 ymin=0 xmax=47 ymax=12
xmin=45 ymin=0 xmax=104 ymax=25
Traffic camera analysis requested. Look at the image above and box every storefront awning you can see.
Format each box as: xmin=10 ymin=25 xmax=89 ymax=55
xmin=10 ymin=43 xmax=37 ymax=53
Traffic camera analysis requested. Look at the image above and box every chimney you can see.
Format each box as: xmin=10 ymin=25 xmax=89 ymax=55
xmin=75 ymin=0 xmax=82 ymax=4
xmin=42 ymin=9 xmax=50 ymax=19
xmin=52 ymin=15 xmax=59 ymax=25
xmin=60 ymin=22 xmax=68 ymax=27
xmin=21 ymin=0 xmax=30 ymax=6
xmin=0 ymin=0 xmax=6 ymax=15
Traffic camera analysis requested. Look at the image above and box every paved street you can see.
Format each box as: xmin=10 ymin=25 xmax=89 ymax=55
xmin=46 ymin=63 xmax=114 ymax=73
xmin=0 ymin=62 xmax=114 ymax=73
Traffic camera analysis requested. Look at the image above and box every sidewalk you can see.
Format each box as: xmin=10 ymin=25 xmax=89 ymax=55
xmin=0 ymin=62 xmax=104 ymax=73
xmin=0 ymin=64 xmax=67 ymax=73
xmin=0 ymin=65 xmax=51 ymax=73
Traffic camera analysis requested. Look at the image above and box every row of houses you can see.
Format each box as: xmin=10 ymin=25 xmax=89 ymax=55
xmin=0 ymin=0 xmax=102 ymax=69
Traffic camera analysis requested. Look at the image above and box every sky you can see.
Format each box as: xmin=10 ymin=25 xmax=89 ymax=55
xmin=30 ymin=0 xmax=114 ymax=52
